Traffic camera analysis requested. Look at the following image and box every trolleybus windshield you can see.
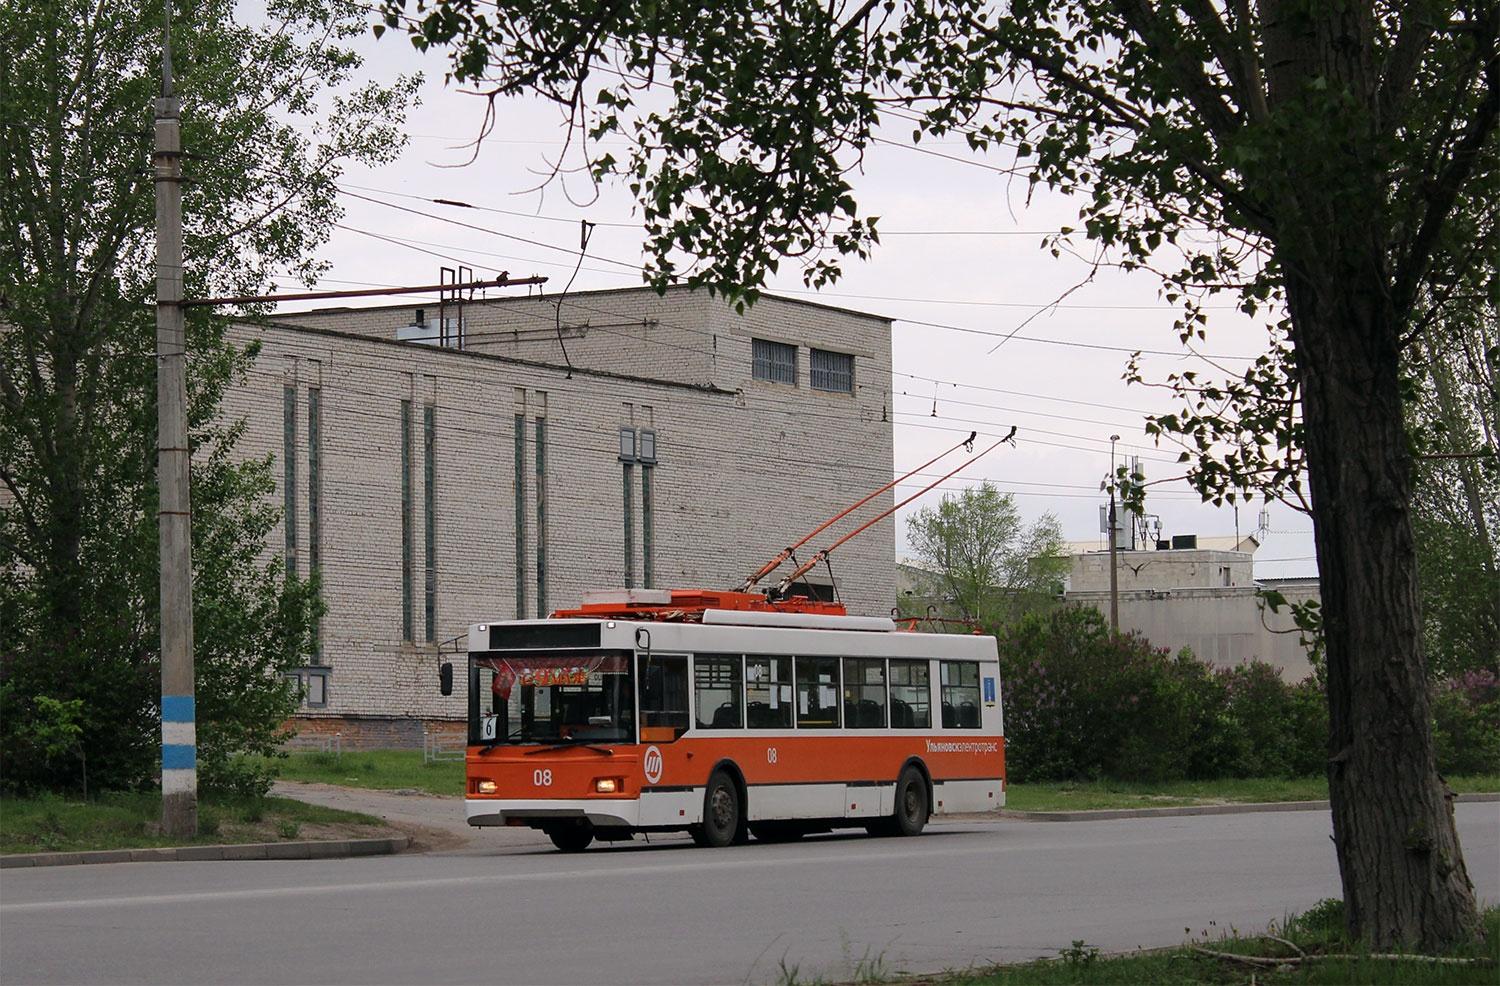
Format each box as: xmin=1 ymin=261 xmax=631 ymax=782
xmin=470 ymin=651 xmax=634 ymax=745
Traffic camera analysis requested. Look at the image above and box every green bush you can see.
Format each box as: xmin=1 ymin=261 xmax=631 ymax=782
xmin=1431 ymin=671 xmax=1500 ymax=775
xmin=996 ymin=607 xmax=1328 ymax=784
xmin=201 ymin=754 xmax=280 ymax=801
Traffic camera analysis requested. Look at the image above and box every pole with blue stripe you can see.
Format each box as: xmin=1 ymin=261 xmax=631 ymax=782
xmin=156 ymin=0 xmax=197 ymax=836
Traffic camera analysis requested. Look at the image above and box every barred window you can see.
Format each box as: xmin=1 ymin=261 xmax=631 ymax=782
xmin=810 ymin=348 xmax=854 ymax=393
xmin=752 ymin=338 xmax=797 ymax=385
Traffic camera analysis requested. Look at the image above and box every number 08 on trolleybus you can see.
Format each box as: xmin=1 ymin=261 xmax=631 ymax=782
xmin=449 ymin=432 xmax=1011 ymax=852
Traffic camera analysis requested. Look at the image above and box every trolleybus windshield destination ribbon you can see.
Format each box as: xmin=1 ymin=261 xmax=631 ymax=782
xmin=478 ymin=653 xmax=630 ymax=700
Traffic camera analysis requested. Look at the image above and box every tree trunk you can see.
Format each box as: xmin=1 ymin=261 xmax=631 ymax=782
xmin=1285 ymin=263 xmax=1482 ymax=951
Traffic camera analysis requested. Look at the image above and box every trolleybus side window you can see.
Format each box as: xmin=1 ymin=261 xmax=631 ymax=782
xmin=842 ymin=658 xmax=886 ymax=728
xmin=694 ymin=654 xmax=744 ymax=729
xmin=940 ymin=660 xmax=982 ymax=728
xmin=640 ymin=655 xmax=690 ymax=740
xmin=746 ymin=656 xmax=792 ymax=728
xmin=888 ymin=659 xmax=931 ymax=728
xmin=796 ymin=656 xmax=841 ymax=729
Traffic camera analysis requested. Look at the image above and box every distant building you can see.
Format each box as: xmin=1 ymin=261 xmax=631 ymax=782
xmin=220 ymin=285 xmax=896 ymax=746
xmin=1064 ymin=536 xmax=1319 ymax=679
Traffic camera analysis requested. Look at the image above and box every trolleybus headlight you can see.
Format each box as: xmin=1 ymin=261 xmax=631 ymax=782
xmin=594 ymin=778 xmax=619 ymax=794
xmin=476 ymin=779 xmax=498 ymax=795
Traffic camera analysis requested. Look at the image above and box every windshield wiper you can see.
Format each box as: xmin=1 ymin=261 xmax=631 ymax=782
xmin=524 ymin=739 xmax=616 ymax=756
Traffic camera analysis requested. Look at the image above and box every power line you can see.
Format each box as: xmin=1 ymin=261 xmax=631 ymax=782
xmin=339 ymin=187 xmax=646 ymax=272
xmin=265 ymin=272 xmax=1197 ymax=427
xmin=893 ymin=315 xmax=1259 ymax=360
xmin=231 ymin=315 xmax=1206 ymax=493
xmin=307 ymin=215 xmax=1264 ymax=363
xmin=341 ymin=180 xmax=1066 ymax=237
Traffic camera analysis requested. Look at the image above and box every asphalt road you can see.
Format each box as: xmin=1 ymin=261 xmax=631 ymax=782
xmin=2 ymin=803 xmax=1496 ymax=986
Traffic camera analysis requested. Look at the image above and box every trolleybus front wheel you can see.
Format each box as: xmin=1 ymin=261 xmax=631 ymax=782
xmin=868 ymin=765 xmax=928 ymax=837
xmin=545 ymin=821 xmax=595 ymax=852
xmin=689 ymin=769 xmax=741 ymax=848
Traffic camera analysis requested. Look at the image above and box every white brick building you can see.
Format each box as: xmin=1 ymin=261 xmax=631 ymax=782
xmin=221 ymin=286 xmax=897 ymax=744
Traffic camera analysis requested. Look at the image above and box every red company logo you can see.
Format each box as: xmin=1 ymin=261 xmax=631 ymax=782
xmin=643 ymin=745 xmax=663 ymax=785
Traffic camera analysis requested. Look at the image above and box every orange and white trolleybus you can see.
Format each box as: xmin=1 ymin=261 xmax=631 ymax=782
xmin=459 ymin=589 xmax=1005 ymax=852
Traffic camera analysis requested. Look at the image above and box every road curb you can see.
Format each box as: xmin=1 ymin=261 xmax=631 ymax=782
xmin=0 ymin=835 xmax=408 ymax=868
xmin=996 ymin=791 xmax=1499 ymax=822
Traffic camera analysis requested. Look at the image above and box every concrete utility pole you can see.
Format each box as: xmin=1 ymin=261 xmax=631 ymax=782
xmin=155 ymin=1 xmax=197 ymax=837
xmin=1107 ymin=434 xmax=1120 ymax=632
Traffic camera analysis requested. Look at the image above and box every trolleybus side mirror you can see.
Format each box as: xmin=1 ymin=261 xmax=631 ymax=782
xmin=439 ymin=661 xmax=454 ymax=697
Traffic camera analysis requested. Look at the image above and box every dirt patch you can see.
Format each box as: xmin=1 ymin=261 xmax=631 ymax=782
xmin=390 ymin=821 xmax=470 ymax=853
xmin=213 ymin=819 xmax=403 ymax=844
xmin=270 ymin=781 xmax=479 ymax=852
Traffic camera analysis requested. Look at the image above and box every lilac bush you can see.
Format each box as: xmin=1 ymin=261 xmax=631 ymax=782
xmin=995 ymin=607 xmax=1493 ymax=784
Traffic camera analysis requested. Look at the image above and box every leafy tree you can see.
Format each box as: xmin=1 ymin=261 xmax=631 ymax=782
xmin=378 ymin=0 xmax=1497 ymax=947
xmin=904 ymin=482 xmax=1066 ymax=627
xmin=0 ymin=0 xmax=417 ymax=794
xmin=1409 ymin=304 xmax=1499 ymax=680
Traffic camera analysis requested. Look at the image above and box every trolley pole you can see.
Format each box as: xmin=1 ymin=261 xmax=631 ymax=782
xmin=155 ymin=3 xmax=197 ymax=837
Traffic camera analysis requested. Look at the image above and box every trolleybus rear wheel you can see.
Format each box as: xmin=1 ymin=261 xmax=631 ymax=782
xmin=690 ymin=769 xmax=741 ymax=848
xmin=545 ymin=821 xmax=595 ymax=852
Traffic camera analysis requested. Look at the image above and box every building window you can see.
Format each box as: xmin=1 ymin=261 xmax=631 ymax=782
xmin=889 ymin=659 xmax=931 ymax=728
xmin=810 ymin=348 xmax=854 ymax=394
xmin=285 ymin=668 xmax=330 ymax=709
xmin=400 ymin=400 xmax=413 ymax=642
xmin=307 ymin=387 xmax=322 ymax=659
xmin=843 ymin=658 xmax=886 ymax=728
xmin=423 ymin=404 xmax=436 ymax=643
xmin=694 ymin=654 xmax=743 ymax=729
xmin=306 ymin=669 xmax=328 ymax=708
xmin=535 ymin=415 xmax=547 ymax=617
xmin=641 ymin=464 xmax=655 ymax=589
xmin=623 ymin=462 xmax=635 ymax=587
xmin=752 ymin=338 xmax=797 ymax=385
xmin=940 ymin=661 xmax=982 ymax=728
xmin=514 ymin=413 xmax=526 ymax=619
xmin=283 ymin=385 xmax=297 ymax=574
xmin=746 ymin=656 xmax=792 ymax=729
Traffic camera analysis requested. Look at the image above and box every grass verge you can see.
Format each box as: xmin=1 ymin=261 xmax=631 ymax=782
xmin=273 ymin=749 xmax=463 ymax=796
xmin=1005 ymin=774 xmax=1500 ymax=813
xmin=269 ymin=748 xmax=1499 ymax=813
xmin=890 ymin=902 xmax=1499 ymax=985
xmin=0 ymin=791 xmax=386 ymax=854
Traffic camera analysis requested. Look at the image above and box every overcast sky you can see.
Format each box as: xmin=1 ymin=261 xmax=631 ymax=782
xmin=270 ymin=18 xmax=1318 ymax=579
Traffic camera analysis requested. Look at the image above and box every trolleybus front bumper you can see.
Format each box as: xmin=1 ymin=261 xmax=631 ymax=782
xmin=467 ymin=798 xmax=640 ymax=829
